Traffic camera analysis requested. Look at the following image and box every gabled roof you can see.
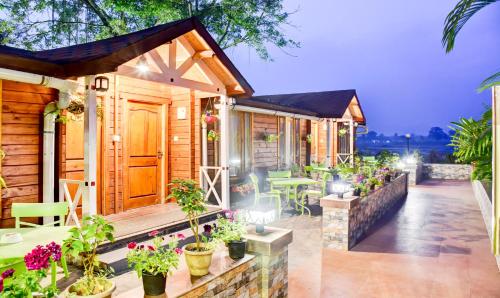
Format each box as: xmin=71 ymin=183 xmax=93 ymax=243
xmin=236 ymin=90 xmax=366 ymax=124
xmin=0 ymin=17 xmax=253 ymax=97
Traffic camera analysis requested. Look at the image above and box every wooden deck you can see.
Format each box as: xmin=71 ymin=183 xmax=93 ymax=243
xmin=104 ymin=203 xmax=220 ymax=240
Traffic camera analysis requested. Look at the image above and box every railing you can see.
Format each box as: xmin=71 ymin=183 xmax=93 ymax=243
xmin=59 ymin=179 xmax=85 ymax=227
xmin=336 ymin=153 xmax=353 ymax=165
xmin=199 ymin=166 xmax=223 ymax=208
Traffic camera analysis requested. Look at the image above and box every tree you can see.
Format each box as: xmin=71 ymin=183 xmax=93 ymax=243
xmin=443 ymin=0 xmax=500 ymax=90
xmin=0 ymin=0 xmax=299 ymax=61
xmin=428 ymin=127 xmax=450 ymax=141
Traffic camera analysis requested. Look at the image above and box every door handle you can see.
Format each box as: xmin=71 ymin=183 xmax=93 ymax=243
xmin=157 ymin=151 xmax=163 ymax=159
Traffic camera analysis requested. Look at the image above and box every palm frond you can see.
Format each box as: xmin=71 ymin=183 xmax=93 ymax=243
xmin=442 ymin=0 xmax=499 ymax=53
xmin=478 ymin=71 xmax=500 ymax=92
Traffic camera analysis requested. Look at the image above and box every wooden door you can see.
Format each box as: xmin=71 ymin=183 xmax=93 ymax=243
xmin=125 ymin=101 xmax=162 ymax=210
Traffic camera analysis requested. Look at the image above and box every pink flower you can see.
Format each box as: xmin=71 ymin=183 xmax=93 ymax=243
xmin=46 ymin=242 xmax=61 ymax=262
xmin=177 ymin=233 xmax=185 ymax=240
xmin=148 ymin=230 xmax=159 ymax=237
xmin=147 ymin=245 xmax=155 ymax=251
xmin=1 ymin=269 xmax=14 ymax=279
xmin=139 ymin=245 xmax=145 ymax=250
xmin=127 ymin=242 xmax=137 ymax=249
xmin=174 ymin=248 xmax=183 ymax=255
xmin=24 ymin=245 xmax=51 ymax=270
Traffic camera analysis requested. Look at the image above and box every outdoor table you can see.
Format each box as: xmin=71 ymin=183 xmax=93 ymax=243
xmin=266 ymin=178 xmax=319 ymax=215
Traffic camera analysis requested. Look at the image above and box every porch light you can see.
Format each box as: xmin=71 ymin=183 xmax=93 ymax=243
xmin=327 ymin=181 xmax=351 ymax=198
xmin=136 ymin=56 xmax=149 ymax=73
xmin=241 ymin=208 xmax=276 ymax=234
xmin=94 ymin=76 xmax=109 ymax=92
xmin=404 ymin=156 xmax=416 ymax=164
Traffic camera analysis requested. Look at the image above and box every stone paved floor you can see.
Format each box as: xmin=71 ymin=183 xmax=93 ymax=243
xmin=275 ymin=180 xmax=500 ymax=298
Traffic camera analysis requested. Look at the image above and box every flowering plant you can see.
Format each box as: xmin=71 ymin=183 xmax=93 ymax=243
xmin=63 ymin=215 xmax=115 ymax=296
xmin=231 ymin=183 xmax=254 ymax=195
xmin=211 ymin=210 xmax=246 ymax=244
xmin=1 ymin=242 xmax=62 ymax=297
xmin=207 ymin=130 xmax=219 ymax=141
xmin=127 ymin=231 xmax=183 ymax=278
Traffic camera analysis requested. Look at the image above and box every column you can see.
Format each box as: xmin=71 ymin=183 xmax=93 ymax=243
xmin=83 ymin=75 xmax=97 ymax=216
xmin=493 ymin=86 xmax=500 ymax=256
xmin=219 ymin=95 xmax=230 ymax=209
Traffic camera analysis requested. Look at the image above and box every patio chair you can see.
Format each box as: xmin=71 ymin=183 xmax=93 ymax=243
xmin=300 ymin=172 xmax=332 ymax=215
xmin=12 ymin=202 xmax=69 ymax=228
xmin=11 ymin=202 xmax=70 ymax=281
xmin=249 ymin=174 xmax=282 ymax=219
xmin=267 ymin=170 xmax=292 ymax=203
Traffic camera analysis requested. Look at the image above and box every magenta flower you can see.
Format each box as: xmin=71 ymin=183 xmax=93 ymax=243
xmin=203 ymin=224 xmax=212 ymax=234
xmin=148 ymin=230 xmax=159 ymax=237
xmin=147 ymin=245 xmax=155 ymax=251
xmin=1 ymin=269 xmax=14 ymax=279
xmin=174 ymin=247 xmax=183 ymax=255
xmin=177 ymin=233 xmax=185 ymax=240
xmin=0 ymin=278 xmax=3 ymax=292
xmin=139 ymin=245 xmax=145 ymax=250
xmin=46 ymin=242 xmax=62 ymax=262
xmin=24 ymin=245 xmax=51 ymax=270
xmin=127 ymin=242 xmax=137 ymax=249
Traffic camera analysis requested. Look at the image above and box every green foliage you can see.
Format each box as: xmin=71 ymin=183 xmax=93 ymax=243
xmin=375 ymin=150 xmax=399 ymax=168
xmin=449 ymin=108 xmax=492 ymax=180
xmin=0 ymin=0 xmax=299 ymax=60
xmin=63 ymin=215 xmax=115 ymax=296
xmin=168 ymin=179 xmax=206 ymax=251
xmin=1 ymin=269 xmax=57 ymax=298
xmin=126 ymin=235 xmax=180 ymax=278
xmin=211 ymin=212 xmax=246 ymax=244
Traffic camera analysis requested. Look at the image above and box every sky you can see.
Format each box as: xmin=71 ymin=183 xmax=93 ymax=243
xmin=225 ymin=0 xmax=500 ymax=135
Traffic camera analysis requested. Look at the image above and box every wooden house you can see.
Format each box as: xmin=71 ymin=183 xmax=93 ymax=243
xmin=0 ymin=17 xmax=366 ymax=233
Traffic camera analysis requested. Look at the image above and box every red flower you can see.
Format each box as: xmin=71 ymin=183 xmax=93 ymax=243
xmin=46 ymin=242 xmax=62 ymax=262
xmin=24 ymin=245 xmax=51 ymax=270
xmin=127 ymin=242 xmax=137 ymax=249
xmin=139 ymin=245 xmax=145 ymax=250
xmin=177 ymin=233 xmax=185 ymax=240
xmin=174 ymin=248 xmax=183 ymax=255
xmin=0 ymin=278 xmax=3 ymax=292
xmin=147 ymin=245 xmax=155 ymax=251
xmin=1 ymin=269 xmax=14 ymax=279
xmin=149 ymin=230 xmax=159 ymax=237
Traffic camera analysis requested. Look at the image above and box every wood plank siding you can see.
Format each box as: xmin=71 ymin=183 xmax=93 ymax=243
xmin=1 ymin=80 xmax=58 ymax=227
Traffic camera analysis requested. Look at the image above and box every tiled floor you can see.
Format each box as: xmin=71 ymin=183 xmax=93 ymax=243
xmin=277 ymin=180 xmax=500 ymax=298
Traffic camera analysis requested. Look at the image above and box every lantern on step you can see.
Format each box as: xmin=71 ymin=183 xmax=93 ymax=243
xmin=94 ymin=76 xmax=109 ymax=92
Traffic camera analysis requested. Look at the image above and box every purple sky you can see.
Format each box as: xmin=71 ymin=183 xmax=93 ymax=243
xmin=226 ymin=0 xmax=500 ymax=135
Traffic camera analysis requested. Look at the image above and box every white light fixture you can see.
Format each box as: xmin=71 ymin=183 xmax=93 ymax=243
xmin=405 ymin=156 xmax=416 ymax=164
xmin=136 ymin=56 xmax=149 ymax=73
xmin=241 ymin=208 xmax=277 ymax=233
xmin=328 ymin=181 xmax=351 ymax=198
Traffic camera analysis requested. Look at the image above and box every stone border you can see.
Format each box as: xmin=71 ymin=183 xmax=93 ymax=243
xmin=472 ymin=180 xmax=500 ymax=270
xmin=422 ymin=163 xmax=471 ymax=180
xmin=321 ymin=174 xmax=408 ymax=250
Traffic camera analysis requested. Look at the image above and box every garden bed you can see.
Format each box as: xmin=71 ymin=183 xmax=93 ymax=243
xmin=321 ymin=173 xmax=408 ymax=250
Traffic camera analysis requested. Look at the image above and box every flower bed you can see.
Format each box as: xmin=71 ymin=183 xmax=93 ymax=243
xmin=321 ymin=173 xmax=408 ymax=250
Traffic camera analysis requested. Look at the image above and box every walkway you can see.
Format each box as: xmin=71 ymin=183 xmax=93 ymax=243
xmin=276 ymin=180 xmax=500 ymax=298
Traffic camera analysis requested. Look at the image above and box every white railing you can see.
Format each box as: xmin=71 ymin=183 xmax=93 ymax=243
xmin=199 ymin=166 xmax=223 ymax=208
xmin=337 ymin=153 xmax=353 ymax=165
xmin=59 ymin=179 xmax=85 ymax=227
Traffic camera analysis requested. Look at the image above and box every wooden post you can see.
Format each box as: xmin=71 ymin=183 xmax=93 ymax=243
xmin=493 ymin=86 xmax=500 ymax=256
xmin=325 ymin=119 xmax=331 ymax=167
xmin=219 ymin=95 xmax=230 ymax=209
xmin=83 ymin=75 xmax=98 ymax=216
xmin=349 ymin=120 xmax=354 ymax=166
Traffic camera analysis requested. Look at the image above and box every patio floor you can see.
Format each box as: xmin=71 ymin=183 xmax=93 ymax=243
xmin=274 ymin=179 xmax=500 ymax=298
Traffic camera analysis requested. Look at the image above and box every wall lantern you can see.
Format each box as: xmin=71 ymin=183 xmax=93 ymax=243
xmin=94 ymin=76 xmax=109 ymax=92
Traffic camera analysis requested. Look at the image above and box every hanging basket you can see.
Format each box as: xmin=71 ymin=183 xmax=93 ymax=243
xmin=207 ymin=130 xmax=219 ymax=141
xmin=67 ymin=100 xmax=85 ymax=115
xmin=203 ymin=112 xmax=218 ymax=124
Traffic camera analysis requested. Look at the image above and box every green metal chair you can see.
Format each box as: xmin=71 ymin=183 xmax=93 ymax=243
xmin=300 ymin=172 xmax=332 ymax=216
xmin=12 ymin=202 xmax=69 ymax=228
xmin=10 ymin=202 xmax=70 ymax=283
xmin=267 ymin=170 xmax=292 ymax=204
xmin=249 ymin=174 xmax=282 ymax=218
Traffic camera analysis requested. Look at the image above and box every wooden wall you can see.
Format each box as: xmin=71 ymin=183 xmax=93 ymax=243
xmin=252 ymin=114 xmax=279 ymax=169
xmin=0 ymin=80 xmax=57 ymax=227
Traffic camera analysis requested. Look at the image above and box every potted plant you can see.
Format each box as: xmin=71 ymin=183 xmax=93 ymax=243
xmin=202 ymin=112 xmax=218 ymax=124
xmin=168 ymin=179 xmax=216 ymax=276
xmin=1 ymin=242 xmax=62 ymax=297
xmin=63 ymin=215 xmax=115 ymax=297
xmin=127 ymin=231 xmax=183 ymax=296
xmin=207 ymin=130 xmax=219 ymax=141
xmin=367 ymin=177 xmax=382 ymax=191
xmin=305 ymin=134 xmax=312 ymax=144
xmin=212 ymin=210 xmax=247 ymax=260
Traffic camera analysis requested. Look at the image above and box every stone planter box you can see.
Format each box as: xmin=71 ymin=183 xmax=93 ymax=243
xmin=321 ymin=173 xmax=408 ymax=250
xmin=422 ymin=163 xmax=472 ymax=180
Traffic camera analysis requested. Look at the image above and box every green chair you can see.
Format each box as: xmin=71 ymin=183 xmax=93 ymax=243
xmin=12 ymin=202 xmax=69 ymax=228
xmin=250 ymin=174 xmax=282 ymax=218
xmin=10 ymin=202 xmax=70 ymax=284
xmin=267 ymin=170 xmax=292 ymax=203
xmin=300 ymin=172 xmax=332 ymax=216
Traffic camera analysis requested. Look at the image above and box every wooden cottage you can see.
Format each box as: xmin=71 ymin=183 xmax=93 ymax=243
xmin=0 ymin=17 xmax=366 ymax=233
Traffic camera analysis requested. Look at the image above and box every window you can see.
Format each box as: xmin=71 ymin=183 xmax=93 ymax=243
xmin=278 ymin=117 xmax=302 ymax=168
xmin=228 ymin=111 xmax=252 ymax=177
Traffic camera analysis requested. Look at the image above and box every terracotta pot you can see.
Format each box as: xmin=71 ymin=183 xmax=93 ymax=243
xmin=183 ymin=243 xmax=214 ymax=276
xmin=142 ymin=272 xmax=167 ymax=296
xmin=63 ymin=280 xmax=116 ymax=298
